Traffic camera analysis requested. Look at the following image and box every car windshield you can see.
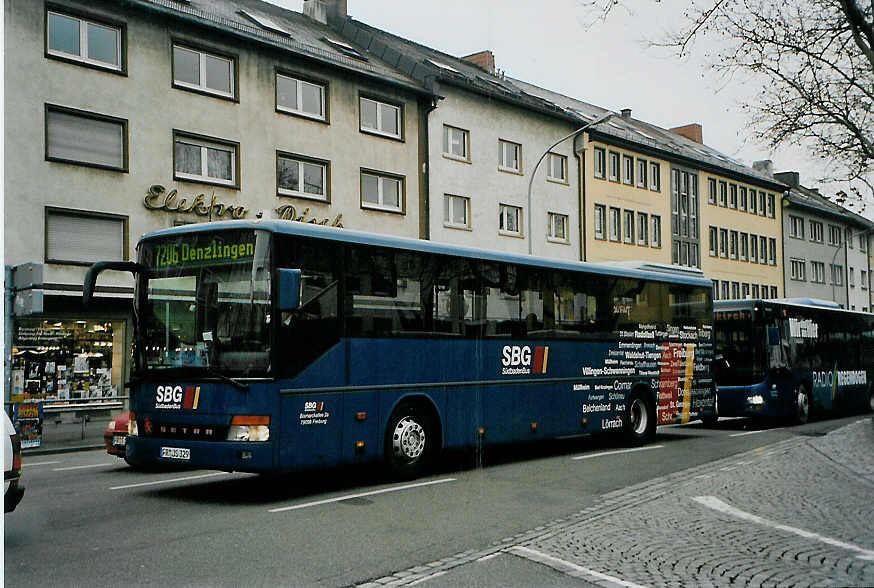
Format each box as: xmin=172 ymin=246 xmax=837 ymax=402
xmin=136 ymin=229 xmax=271 ymax=377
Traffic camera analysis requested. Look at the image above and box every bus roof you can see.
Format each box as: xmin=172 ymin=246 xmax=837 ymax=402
xmin=141 ymin=219 xmax=712 ymax=288
xmin=715 ymin=298 xmax=862 ymax=315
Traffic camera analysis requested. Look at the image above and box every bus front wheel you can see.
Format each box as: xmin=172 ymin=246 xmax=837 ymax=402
xmin=625 ymin=391 xmax=656 ymax=445
xmin=793 ymin=385 xmax=810 ymax=425
xmin=385 ymin=403 xmax=435 ymax=479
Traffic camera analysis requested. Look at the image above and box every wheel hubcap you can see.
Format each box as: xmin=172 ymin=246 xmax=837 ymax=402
xmin=630 ymin=399 xmax=647 ymax=435
xmin=392 ymin=416 xmax=425 ymax=461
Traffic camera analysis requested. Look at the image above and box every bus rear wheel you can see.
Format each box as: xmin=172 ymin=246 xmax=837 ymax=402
xmin=625 ymin=391 xmax=655 ymax=445
xmin=385 ymin=403 xmax=435 ymax=479
xmin=793 ymin=385 xmax=810 ymax=425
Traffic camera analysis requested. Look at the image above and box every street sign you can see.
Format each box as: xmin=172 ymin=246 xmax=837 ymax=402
xmin=13 ymin=263 xmax=43 ymax=290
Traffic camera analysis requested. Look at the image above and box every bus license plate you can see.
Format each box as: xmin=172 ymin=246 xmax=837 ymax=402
xmin=160 ymin=447 xmax=190 ymax=460
xmin=112 ymin=435 xmax=126 ymax=447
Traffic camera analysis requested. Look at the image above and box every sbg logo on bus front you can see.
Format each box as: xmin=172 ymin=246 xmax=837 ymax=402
xmin=501 ymin=345 xmax=549 ymax=375
xmin=155 ymin=385 xmax=201 ymax=410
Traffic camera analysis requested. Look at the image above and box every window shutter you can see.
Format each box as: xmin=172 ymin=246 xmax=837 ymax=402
xmin=46 ymin=212 xmax=124 ymax=263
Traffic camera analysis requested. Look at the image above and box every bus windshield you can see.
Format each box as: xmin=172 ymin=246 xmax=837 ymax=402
xmin=714 ymin=309 xmax=765 ymax=386
xmin=136 ymin=229 xmax=271 ymax=377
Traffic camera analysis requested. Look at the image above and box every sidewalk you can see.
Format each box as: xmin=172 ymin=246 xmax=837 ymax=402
xmin=22 ymin=414 xmax=111 ymax=456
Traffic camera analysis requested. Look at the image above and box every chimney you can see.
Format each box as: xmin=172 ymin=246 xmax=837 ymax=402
xmin=462 ymin=50 xmax=495 ymax=74
xmin=303 ymin=0 xmax=346 ymax=26
xmin=669 ymin=123 xmax=703 ymax=144
xmin=752 ymin=159 xmax=774 ymax=177
xmin=773 ymin=171 xmax=800 ymax=188
xmin=620 ymin=108 xmax=632 ymax=119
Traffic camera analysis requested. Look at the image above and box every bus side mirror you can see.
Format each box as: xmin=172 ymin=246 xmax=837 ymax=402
xmin=83 ymin=261 xmax=144 ymax=307
xmin=278 ymin=269 xmax=302 ymax=310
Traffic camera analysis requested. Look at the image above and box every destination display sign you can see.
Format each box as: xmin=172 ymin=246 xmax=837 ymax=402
xmin=146 ymin=231 xmax=258 ymax=270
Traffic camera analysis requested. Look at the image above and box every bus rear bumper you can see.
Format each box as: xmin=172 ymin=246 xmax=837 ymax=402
xmin=127 ymin=437 xmax=273 ymax=472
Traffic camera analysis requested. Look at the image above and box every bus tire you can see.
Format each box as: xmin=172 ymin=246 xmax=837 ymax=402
xmin=793 ymin=384 xmax=810 ymax=425
xmin=868 ymin=385 xmax=874 ymax=413
xmin=385 ymin=402 xmax=435 ymax=479
xmin=701 ymin=395 xmax=719 ymax=427
xmin=625 ymin=390 xmax=655 ymax=445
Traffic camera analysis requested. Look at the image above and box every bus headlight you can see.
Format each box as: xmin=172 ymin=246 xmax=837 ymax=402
xmin=227 ymin=416 xmax=270 ymax=442
xmin=747 ymin=395 xmax=765 ymax=406
xmin=128 ymin=415 xmax=138 ymax=436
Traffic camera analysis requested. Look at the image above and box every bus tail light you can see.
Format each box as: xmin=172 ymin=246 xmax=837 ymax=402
xmin=227 ymin=415 xmax=270 ymax=442
xmin=128 ymin=413 xmax=138 ymax=436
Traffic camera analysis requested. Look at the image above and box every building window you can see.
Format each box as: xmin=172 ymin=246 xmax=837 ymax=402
xmin=767 ymin=193 xmax=776 ymax=218
xmin=731 ymin=282 xmax=740 ymax=299
xmin=547 ymin=153 xmax=567 ymax=182
xmin=172 ymin=44 xmax=234 ymax=99
xmin=830 ymin=264 xmax=843 ymax=286
xmin=861 ymin=270 xmax=868 ymax=290
xmin=790 ymin=258 xmax=806 ymax=281
xmin=594 ymin=204 xmax=606 ymax=240
xmin=789 ymin=215 xmax=805 ymax=239
xmin=761 ymin=285 xmax=769 ymax=300
xmin=750 ymin=233 xmax=758 ymax=263
xmin=742 ymin=283 xmax=750 ymax=299
xmin=650 ymin=215 xmax=662 ymax=248
xmin=361 ymin=171 xmax=403 ymax=213
xmin=759 ymin=191 xmax=767 ymax=217
xmin=443 ymin=125 xmax=469 ymax=161
xmin=444 ymin=194 xmax=470 ymax=229
xmin=759 ymin=236 xmax=768 ymax=264
xmin=847 ymin=228 xmax=854 ymax=249
xmin=849 ymin=267 xmax=856 ymax=287
xmin=860 ymin=233 xmax=867 ymax=252
xmin=609 ymin=207 xmax=621 ymax=242
xmin=594 ymin=147 xmax=606 ymax=179
xmin=718 ymin=181 xmax=727 ymax=207
xmin=498 ymin=140 xmax=521 ymax=173
xmin=622 ymin=155 xmax=634 ymax=185
xmin=770 ymin=286 xmax=778 ymax=299
xmin=276 ymin=73 xmax=326 ymax=120
xmin=671 ymin=167 xmax=699 ymax=267
xmin=740 ymin=232 xmax=749 ymax=261
xmin=712 ymin=280 xmax=719 ymax=300
xmin=749 ymin=189 xmax=758 ymax=215
xmin=768 ymin=238 xmax=777 ymax=265
xmin=708 ymin=178 xmax=717 ymax=205
xmin=45 ymin=207 xmax=126 ymax=265
xmin=174 ymin=132 xmax=237 ymax=187
xmin=623 ymin=210 xmax=634 ymax=244
xmin=708 ymin=226 xmax=718 ymax=257
xmin=637 ymin=159 xmax=647 ymax=188
xmin=547 ymin=212 xmax=569 ymax=242
xmin=810 ymin=220 xmax=824 ymax=243
xmin=721 ymin=281 xmax=729 ymax=300
xmin=649 ymin=162 xmax=660 ymax=191
xmin=719 ymin=228 xmax=728 ymax=258
xmin=360 ymin=96 xmax=402 ymax=139
xmin=45 ymin=105 xmax=127 ymax=171
xmin=730 ymin=230 xmax=739 ymax=260
xmin=499 ymin=204 xmax=523 ymax=236
xmin=277 ymin=153 xmax=327 ymax=201
xmin=608 ymin=151 xmax=620 ymax=182
xmin=751 ymin=284 xmax=760 ymax=298
xmin=637 ymin=212 xmax=648 ymax=245
xmin=739 ymin=186 xmax=748 ymax=211
xmin=828 ymin=224 xmax=842 ymax=246
xmin=729 ymin=184 xmax=738 ymax=209
xmin=811 ymin=261 xmax=826 ymax=283
xmin=47 ymin=10 xmax=123 ymax=71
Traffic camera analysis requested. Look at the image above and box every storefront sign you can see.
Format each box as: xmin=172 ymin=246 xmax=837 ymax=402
xmin=144 ymin=185 xmax=249 ymax=219
xmin=275 ymin=204 xmax=343 ymax=228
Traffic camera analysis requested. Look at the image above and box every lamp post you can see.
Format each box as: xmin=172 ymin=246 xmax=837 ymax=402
xmin=526 ymin=111 xmax=616 ymax=255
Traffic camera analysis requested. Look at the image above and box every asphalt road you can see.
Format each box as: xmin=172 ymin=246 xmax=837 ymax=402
xmin=4 ymin=415 xmax=867 ymax=587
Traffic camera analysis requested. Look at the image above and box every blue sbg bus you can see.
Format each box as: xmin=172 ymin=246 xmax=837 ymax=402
xmin=713 ymin=298 xmax=874 ymax=424
xmin=85 ymin=221 xmax=714 ymax=476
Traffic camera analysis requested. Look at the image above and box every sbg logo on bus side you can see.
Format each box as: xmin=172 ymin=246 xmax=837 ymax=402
xmin=501 ymin=345 xmax=549 ymax=375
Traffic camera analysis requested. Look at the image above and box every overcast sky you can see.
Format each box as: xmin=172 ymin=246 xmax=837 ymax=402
xmin=267 ymin=0 xmax=870 ymax=218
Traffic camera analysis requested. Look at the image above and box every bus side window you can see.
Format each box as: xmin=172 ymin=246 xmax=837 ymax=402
xmin=482 ymin=263 xmax=522 ymax=337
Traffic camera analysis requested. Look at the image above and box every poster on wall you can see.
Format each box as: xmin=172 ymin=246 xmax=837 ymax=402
xmin=12 ymin=402 xmax=43 ymax=449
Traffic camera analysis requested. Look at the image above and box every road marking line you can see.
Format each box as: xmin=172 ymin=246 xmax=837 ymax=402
xmin=110 ymin=472 xmax=229 ymax=490
xmin=507 ymin=546 xmax=648 ymax=588
xmin=719 ymin=466 xmax=735 ymax=472
xmin=694 ymin=474 xmax=713 ymax=479
xmin=571 ymin=444 xmax=664 ymax=461
xmin=53 ymin=463 xmax=117 ymax=471
xmin=22 ymin=460 xmax=61 ymax=467
xmin=476 ymin=552 xmax=501 ymax=562
xmin=407 ymin=571 xmax=446 ymax=586
xmin=729 ymin=429 xmax=767 ymax=437
xmin=693 ymin=496 xmax=874 ymax=560
xmin=268 ymin=478 xmax=456 ymax=513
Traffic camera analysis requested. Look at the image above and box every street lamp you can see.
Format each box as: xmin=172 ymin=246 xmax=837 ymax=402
xmin=526 ymin=111 xmax=616 ymax=255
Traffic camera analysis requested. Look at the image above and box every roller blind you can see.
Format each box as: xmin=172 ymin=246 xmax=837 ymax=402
xmin=46 ymin=109 xmax=124 ymax=169
xmin=46 ymin=211 xmax=124 ymax=263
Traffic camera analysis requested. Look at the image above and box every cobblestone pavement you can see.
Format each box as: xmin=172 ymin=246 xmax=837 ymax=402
xmin=357 ymin=418 xmax=874 ymax=587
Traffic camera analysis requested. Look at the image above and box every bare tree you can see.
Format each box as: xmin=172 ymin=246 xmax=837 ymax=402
xmin=581 ymin=0 xmax=874 ymax=203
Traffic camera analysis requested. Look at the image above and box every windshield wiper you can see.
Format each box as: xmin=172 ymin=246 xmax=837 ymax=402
xmin=141 ymin=365 xmax=250 ymax=391
xmin=204 ymin=365 xmax=250 ymax=391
